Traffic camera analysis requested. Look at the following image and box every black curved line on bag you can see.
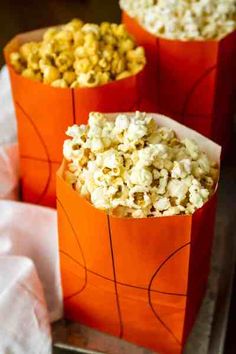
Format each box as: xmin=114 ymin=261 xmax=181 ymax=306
xmin=57 ymin=198 xmax=87 ymax=300
xmin=148 ymin=242 xmax=191 ymax=345
xmin=107 ymin=215 xmax=124 ymax=339
xmin=60 ymin=249 xmax=186 ymax=297
xmin=15 ymin=101 xmax=52 ymax=204
xmin=181 ymin=65 xmax=217 ymax=121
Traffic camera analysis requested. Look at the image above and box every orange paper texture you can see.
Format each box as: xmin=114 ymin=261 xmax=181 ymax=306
xmin=56 ymin=113 xmax=221 ymax=354
xmin=4 ymin=28 xmax=149 ymax=208
xmin=123 ymin=12 xmax=236 ymax=153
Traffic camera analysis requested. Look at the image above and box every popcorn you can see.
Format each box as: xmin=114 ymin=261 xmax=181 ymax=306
xmin=126 ymin=120 xmax=148 ymax=142
xmin=129 ymin=167 xmax=153 ymax=186
xmin=51 ymin=79 xmax=68 ymax=88
xmin=9 ymin=19 xmax=146 ymax=87
xmin=63 ymin=71 xmax=76 ymax=85
xmin=63 ymin=112 xmax=219 ymax=218
xmin=42 ymin=65 xmax=60 ymax=84
xmin=167 ymin=179 xmax=189 ymax=202
xmin=115 ymin=114 xmax=130 ymax=133
xmin=154 ymin=197 xmax=170 ymax=211
xmin=128 ymin=185 xmax=152 ymax=209
xmin=21 ymin=68 xmax=42 ymax=81
xmin=171 ymin=160 xmax=191 ymax=179
xmin=102 ymin=149 xmax=123 ymax=169
xmin=91 ymin=187 xmax=111 ymax=210
xmin=120 ymin=0 xmax=236 ymax=40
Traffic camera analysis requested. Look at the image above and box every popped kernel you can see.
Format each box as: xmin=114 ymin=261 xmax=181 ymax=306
xmin=129 ymin=167 xmax=153 ymax=186
xmin=10 ymin=18 xmax=146 ymax=88
xmin=9 ymin=52 xmax=25 ymax=73
xmin=63 ymin=111 xmax=219 ymax=218
xmin=63 ymin=71 xmax=76 ymax=85
xmin=154 ymin=197 xmax=170 ymax=211
xmin=51 ymin=79 xmax=68 ymax=88
xmin=42 ymin=65 xmax=60 ymax=84
xmin=21 ymin=68 xmax=42 ymax=82
xmin=55 ymin=51 xmax=74 ymax=72
xmin=116 ymin=70 xmax=132 ymax=80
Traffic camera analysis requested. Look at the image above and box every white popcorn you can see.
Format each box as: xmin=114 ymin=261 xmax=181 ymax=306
xmin=93 ymin=170 xmax=107 ymax=186
xmin=157 ymin=127 xmax=175 ymax=142
xmin=66 ymin=124 xmax=87 ymax=138
xmin=90 ymin=187 xmax=111 ymax=210
xmin=152 ymin=169 xmax=160 ymax=180
xmin=63 ymin=111 xmax=218 ymax=218
xmin=156 ymin=177 xmax=168 ymax=195
xmin=183 ymin=138 xmax=199 ymax=160
xmin=115 ymin=114 xmax=130 ymax=132
xmin=88 ymin=112 xmax=104 ymax=128
xmin=197 ymin=153 xmax=211 ymax=174
xmin=167 ymin=179 xmax=189 ymax=202
xmin=171 ymin=159 xmax=191 ymax=179
xmin=130 ymin=167 xmax=153 ymax=186
xmin=90 ymin=138 xmax=104 ymax=152
xmin=189 ymin=180 xmax=210 ymax=208
xmin=126 ymin=122 xmax=147 ymax=142
xmin=80 ymin=184 xmax=90 ymax=198
xmin=120 ymin=0 xmax=236 ymax=40
xmin=101 ymin=149 xmax=123 ymax=169
xmin=132 ymin=209 xmax=148 ymax=218
xmin=162 ymin=206 xmax=182 ymax=216
xmin=138 ymin=144 xmax=168 ymax=166
xmin=186 ymin=202 xmax=196 ymax=214
xmin=63 ymin=139 xmax=73 ymax=160
xmin=154 ymin=197 xmax=170 ymax=211
xmin=128 ymin=185 xmax=152 ymax=209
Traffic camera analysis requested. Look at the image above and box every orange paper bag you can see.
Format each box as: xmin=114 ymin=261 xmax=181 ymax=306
xmin=56 ymin=113 xmax=221 ymax=354
xmin=4 ymin=29 xmax=149 ymax=208
xmin=123 ymin=12 xmax=236 ymax=153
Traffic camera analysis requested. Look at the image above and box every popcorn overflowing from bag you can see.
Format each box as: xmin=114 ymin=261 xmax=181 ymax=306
xmin=120 ymin=0 xmax=236 ymax=40
xmin=9 ymin=19 xmax=146 ymax=88
xmin=63 ymin=111 xmax=219 ymax=218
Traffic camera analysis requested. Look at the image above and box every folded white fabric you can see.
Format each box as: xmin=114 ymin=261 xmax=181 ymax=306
xmin=0 ymin=256 xmax=51 ymax=354
xmin=0 ymin=143 xmax=19 ymax=200
xmin=0 ymin=66 xmax=17 ymax=145
xmin=0 ymin=200 xmax=63 ymax=322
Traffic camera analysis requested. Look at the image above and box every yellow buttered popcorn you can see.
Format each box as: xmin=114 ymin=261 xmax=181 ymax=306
xmin=63 ymin=111 xmax=219 ymax=218
xmin=9 ymin=19 xmax=146 ymax=88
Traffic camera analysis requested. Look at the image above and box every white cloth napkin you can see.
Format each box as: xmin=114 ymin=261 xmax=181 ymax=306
xmin=0 ymin=143 xmax=19 ymax=200
xmin=0 ymin=256 xmax=52 ymax=354
xmin=0 ymin=66 xmax=17 ymax=145
xmin=0 ymin=66 xmax=63 ymax=353
xmin=0 ymin=199 xmax=62 ymax=322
